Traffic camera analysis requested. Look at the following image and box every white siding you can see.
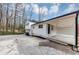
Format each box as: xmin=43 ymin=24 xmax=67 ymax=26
xmin=31 ymin=13 xmax=76 ymax=45
xmin=25 ymin=22 xmax=35 ymax=33
xmin=32 ymin=23 xmax=48 ymax=38
xmin=49 ymin=14 xmax=76 ymax=45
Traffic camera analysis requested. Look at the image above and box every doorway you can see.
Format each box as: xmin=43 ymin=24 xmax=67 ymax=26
xmin=48 ymin=24 xmax=50 ymax=34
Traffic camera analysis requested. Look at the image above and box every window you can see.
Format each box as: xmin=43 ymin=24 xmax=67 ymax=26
xmin=51 ymin=25 xmax=53 ymax=30
xmin=38 ymin=24 xmax=43 ymax=28
xmin=33 ymin=26 xmax=34 ymax=29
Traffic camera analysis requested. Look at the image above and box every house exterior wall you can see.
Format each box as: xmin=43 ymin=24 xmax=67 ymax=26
xmin=31 ymin=13 xmax=77 ymax=46
xmin=48 ymin=14 xmax=76 ymax=45
xmin=48 ymin=25 xmax=57 ymax=37
xmin=25 ymin=22 xmax=35 ymax=33
xmin=25 ymin=22 xmax=35 ymax=30
xmin=31 ymin=23 xmax=48 ymax=38
xmin=55 ymin=14 xmax=76 ymax=35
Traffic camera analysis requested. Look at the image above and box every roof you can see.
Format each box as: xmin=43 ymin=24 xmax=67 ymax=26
xmin=29 ymin=20 xmax=37 ymax=22
xmin=32 ymin=10 xmax=79 ymax=26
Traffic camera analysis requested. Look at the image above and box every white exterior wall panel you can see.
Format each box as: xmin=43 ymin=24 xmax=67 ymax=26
xmin=49 ymin=14 xmax=76 ymax=45
xmin=32 ymin=24 xmax=48 ymax=38
xmin=31 ymin=13 xmax=77 ymax=46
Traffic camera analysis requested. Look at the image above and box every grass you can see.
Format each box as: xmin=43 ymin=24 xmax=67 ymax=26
xmin=0 ymin=24 xmax=26 ymax=35
xmin=0 ymin=31 xmax=24 ymax=35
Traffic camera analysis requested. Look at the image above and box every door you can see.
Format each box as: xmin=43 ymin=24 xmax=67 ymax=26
xmin=48 ymin=24 xmax=50 ymax=34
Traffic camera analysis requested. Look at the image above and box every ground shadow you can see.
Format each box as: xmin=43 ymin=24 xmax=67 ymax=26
xmin=14 ymin=38 xmax=79 ymax=55
xmin=39 ymin=41 xmax=79 ymax=54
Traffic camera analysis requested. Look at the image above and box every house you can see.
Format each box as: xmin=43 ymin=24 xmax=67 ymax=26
xmin=25 ymin=10 xmax=79 ymax=50
xmin=25 ymin=20 xmax=36 ymax=35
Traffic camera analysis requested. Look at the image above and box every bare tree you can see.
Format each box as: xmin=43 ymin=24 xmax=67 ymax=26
xmin=6 ymin=4 xmax=13 ymax=33
xmin=0 ymin=3 xmax=33 ymax=35
xmin=38 ymin=4 xmax=41 ymax=21
xmin=13 ymin=3 xmax=18 ymax=33
xmin=6 ymin=4 xmax=9 ymax=33
xmin=0 ymin=4 xmax=3 ymax=31
xmin=22 ymin=4 xmax=26 ymax=32
xmin=41 ymin=10 xmax=48 ymax=21
xmin=29 ymin=4 xmax=33 ymax=21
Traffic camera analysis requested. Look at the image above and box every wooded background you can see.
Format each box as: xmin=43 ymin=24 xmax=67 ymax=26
xmin=0 ymin=3 xmax=48 ymax=35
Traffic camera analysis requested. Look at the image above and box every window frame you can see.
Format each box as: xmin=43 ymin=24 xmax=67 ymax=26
xmin=38 ymin=24 xmax=43 ymax=28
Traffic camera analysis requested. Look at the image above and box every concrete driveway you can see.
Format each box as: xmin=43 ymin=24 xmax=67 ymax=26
xmin=0 ymin=34 xmax=79 ymax=55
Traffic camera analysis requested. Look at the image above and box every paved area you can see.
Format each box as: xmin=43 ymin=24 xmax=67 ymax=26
xmin=0 ymin=34 xmax=79 ymax=55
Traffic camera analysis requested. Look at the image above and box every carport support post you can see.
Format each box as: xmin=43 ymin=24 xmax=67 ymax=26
xmin=73 ymin=13 xmax=79 ymax=51
xmin=75 ymin=13 xmax=78 ymax=48
xmin=72 ymin=13 xmax=79 ymax=51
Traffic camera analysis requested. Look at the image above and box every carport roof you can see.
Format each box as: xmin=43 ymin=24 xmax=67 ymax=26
xmin=32 ymin=10 xmax=79 ymax=26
